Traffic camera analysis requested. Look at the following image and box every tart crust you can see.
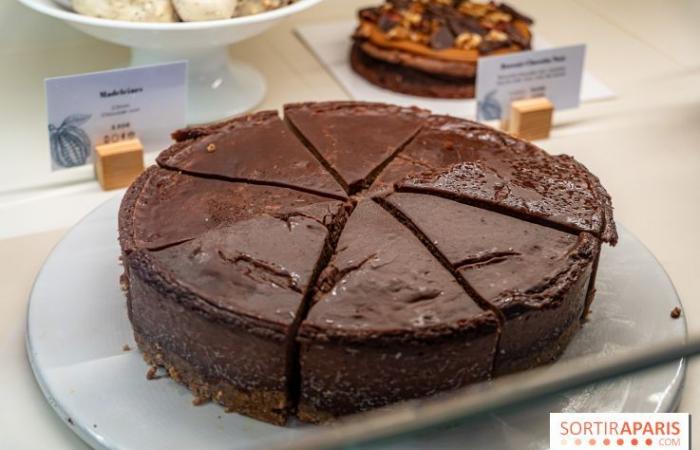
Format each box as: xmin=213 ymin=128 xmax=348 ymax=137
xmin=134 ymin=331 xmax=289 ymax=425
xmin=351 ymin=43 xmax=476 ymax=99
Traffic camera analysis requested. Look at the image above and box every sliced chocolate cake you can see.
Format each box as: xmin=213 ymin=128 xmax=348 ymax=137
xmin=381 ymin=192 xmax=599 ymax=374
xmin=127 ymin=202 xmax=346 ymax=424
xmin=372 ymin=115 xmax=508 ymax=193
xmin=157 ymin=110 xmax=347 ymax=199
xmin=284 ymin=102 xmax=428 ymax=193
xmin=119 ymin=167 xmax=341 ymax=252
xmin=390 ymin=114 xmax=616 ymax=243
xmin=297 ymin=200 xmax=499 ymax=422
xmin=397 ymin=160 xmax=616 ymax=242
xmin=119 ymin=101 xmax=616 ymax=425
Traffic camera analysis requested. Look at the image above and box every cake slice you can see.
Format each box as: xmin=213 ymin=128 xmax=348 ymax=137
xmin=397 ymin=158 xmax=616 ymax=244
xmin=371 ymin=115 xmax=499 ymax=193
xmin=382 ymin=192 xmax=599 ymax=374
xmin=387 ymin=115 xmax=616 ymax=244
xmin=126 ymin=200 xmax=348 ymax=424
xmin=119 ymin=167 xmax=339 ymax=252
xmin=156 ymin=110 xmax=346 ymax=199
xmin=284 ymin=102 xmax=428 ymax=193
xmin=296 ymin=200 xmax=499 ymax=422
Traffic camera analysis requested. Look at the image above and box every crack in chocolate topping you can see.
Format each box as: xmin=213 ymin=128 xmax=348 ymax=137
xmin=454 ymin=251 xmax=521 ymax=270
xmin=217 ymin=251 xmax=303 ymax=294
xmin=395 ymin=153 xmax=439 ymax=171
xmin=315 ymin=253 xmax=376 ymax=295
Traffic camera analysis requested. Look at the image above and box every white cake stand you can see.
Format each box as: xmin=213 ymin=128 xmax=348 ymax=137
xmin=17 ymin=0 xmax=324 ymax=124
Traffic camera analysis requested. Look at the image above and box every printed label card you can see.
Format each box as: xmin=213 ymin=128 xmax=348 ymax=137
xmin=45 ymin=62 xmax=187 ymax=170
xmin=475 ymin=45 xmax=585 ymax=121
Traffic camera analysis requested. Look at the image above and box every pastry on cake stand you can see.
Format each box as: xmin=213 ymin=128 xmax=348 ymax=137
xmin=18 ymin=0 xmax=324 ymax=124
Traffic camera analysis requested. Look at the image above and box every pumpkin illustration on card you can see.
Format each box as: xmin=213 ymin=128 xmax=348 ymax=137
xmin=49 ymin=113 xmax=92 ymax=169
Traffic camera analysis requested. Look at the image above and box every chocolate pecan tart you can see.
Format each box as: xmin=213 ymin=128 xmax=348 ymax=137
xmin=351 ymin=0 xmax=534 ymax=98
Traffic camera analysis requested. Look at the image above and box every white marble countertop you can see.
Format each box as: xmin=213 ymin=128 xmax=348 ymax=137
xmin=1 ymin=0 xmax=699 ymax=448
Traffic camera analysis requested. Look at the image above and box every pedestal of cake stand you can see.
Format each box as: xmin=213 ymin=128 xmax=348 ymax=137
xmin=131 ymin=46 xmax=266 ymax=125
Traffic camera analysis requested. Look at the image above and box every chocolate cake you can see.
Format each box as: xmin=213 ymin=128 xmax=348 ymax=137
xmin=297 ymin=200 xmax=499 ymax=421
xmin=119 ymin=101 xmax=616 ymax=425
xmin=284 ymin=102 xmax=428 ymax=193
xmin=351 ymin=1 xmax=534 ymax=98
xmin=380 ymin=193 xmax=598 ymax=374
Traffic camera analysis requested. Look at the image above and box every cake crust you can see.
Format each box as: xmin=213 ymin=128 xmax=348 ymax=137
xmin=134 ymin=331 xmax=289 ymax=425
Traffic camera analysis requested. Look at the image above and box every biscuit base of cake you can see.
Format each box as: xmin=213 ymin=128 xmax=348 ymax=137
xmin=134 ymin=331 xmax=289 ymax=425
xmin=350 ymin=43 xmax=475 ymax=99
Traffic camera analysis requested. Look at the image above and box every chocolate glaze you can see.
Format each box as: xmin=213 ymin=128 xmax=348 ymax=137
xmin=384 ymin=192 xmax=599 ymax=373
xmin=146 ymin=203 xmax=341 ymax=328
xmin=126 ymin=195 xmax=346 ymax=422
xmin=128 ymin=263 xmax=289 ymax=396
xmin=297 ymin=200 xmax=499 ymax=419
xmin=284 ymin=102 xmax=428 ymax=192
xmin=157 ymin=110 xmax=346 ymax=199
xmin=118 ymin=167 xmax=337 ymax=252
xmin=373 ymin=115 xmax=494 ymax=192
xmin=120 ymin=101 xmax=617 ymax=424
xmin=389 ymin=115 xmax=617 ymax=244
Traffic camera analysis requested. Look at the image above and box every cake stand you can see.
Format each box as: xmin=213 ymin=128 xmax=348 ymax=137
xmin=17 ymin=0 xmax=324 ymax=124
xmin=26 ymin=194 xmax=687 ymax=450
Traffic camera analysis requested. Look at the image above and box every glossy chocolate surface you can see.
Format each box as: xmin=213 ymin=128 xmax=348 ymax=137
xmin=302 ymin=200 xmax=496 ymax=337
xmin=146 ymin=202 xmax=341 ymax=329
xmin=119 ymin=167 xmax=337 ymax=251
xmin=297 ymin=200 xmax=499 ymax=418
xmin=388 ymin=115 xmax=617 ymax=243
xmin=285 ymin=102 xmax=428 ymax=192
xmin=119 ymin=101 xmax=615 ymax=423
xmin=157 ymin=111 xmax=346 ymax=199
xmin=384 ymin=191 xmax=599 ymax=374
xmin=385 ymin=192 xmax=585 ymax=300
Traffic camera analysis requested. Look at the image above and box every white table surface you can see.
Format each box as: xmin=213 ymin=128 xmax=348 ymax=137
xmin=1 ymin=0 xmax=699 ymax=448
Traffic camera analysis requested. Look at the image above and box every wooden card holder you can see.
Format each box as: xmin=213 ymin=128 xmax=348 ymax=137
xmin=95 ymin=138 xmax=145 ymax=191
xmin=502 ymin=97 xmax=554 ymax=141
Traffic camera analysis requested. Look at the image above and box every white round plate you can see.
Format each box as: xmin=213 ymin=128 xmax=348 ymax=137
xmin=27 ymin=195 xmax=686 ymax=450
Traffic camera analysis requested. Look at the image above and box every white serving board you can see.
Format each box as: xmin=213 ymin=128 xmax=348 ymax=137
xmin=27 ymin=195 xmax=685 ymax=450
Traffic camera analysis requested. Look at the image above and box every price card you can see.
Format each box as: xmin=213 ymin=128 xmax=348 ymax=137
xmin=475 ymin=44 xmax=585 ymax=121
xmin=45 ymin=62 xmax=187 ymax=171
